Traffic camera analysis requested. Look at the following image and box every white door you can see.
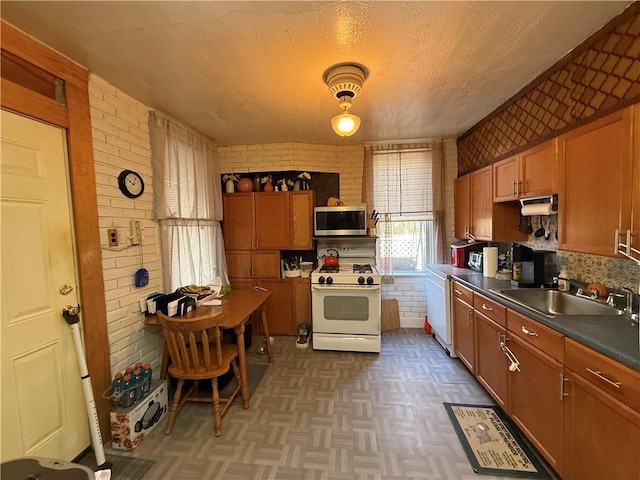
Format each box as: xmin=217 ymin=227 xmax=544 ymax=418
xmin=1 ymin=109 xmax=90 ymax=461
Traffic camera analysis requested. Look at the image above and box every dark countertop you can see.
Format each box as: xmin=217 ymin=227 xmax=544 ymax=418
xmin=428 ymin=264 xmax=640 ymax=372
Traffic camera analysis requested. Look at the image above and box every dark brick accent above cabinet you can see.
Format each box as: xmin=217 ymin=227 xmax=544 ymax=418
xmin=457 ymin=4 xmax=640 ymax=176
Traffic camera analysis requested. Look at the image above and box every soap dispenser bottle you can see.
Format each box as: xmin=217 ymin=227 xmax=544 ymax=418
xmin=558 ymin=267 xmax=570 ymax=292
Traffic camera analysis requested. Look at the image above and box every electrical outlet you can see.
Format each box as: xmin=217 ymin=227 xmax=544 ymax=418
xmin=107 ymin=228 xmax=118 ymax=246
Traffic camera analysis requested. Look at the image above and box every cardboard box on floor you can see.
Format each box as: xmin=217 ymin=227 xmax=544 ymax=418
xmin=110 ymin=380 xmax=168 ymax=450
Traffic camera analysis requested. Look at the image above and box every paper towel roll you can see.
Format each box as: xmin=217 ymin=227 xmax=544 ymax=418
xmin=521 ymin=203 xmax=558 ymax=216
xmin=483 ymin=247 xmax=498 ymax=278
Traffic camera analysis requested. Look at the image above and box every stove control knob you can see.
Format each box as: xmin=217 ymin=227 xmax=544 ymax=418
xmin=326 ymin=277 xmax=333 ymax=285
xmin=358 ymin=276 xmax=365 ymax=285
xmin=318 ymin=276 xmax=325 ymax=284
xmin=367 ymin=277 xmax=374 ymax=285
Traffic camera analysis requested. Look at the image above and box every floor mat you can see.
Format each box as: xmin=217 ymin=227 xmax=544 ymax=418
xmin=443 ymin=402 xmax=550 ymax=478
xmin=77 ymin=453 xmax=154 ymax=480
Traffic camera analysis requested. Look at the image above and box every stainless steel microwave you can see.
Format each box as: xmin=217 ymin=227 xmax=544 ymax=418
xmin=314 ymin=205 xmax=368 ymax=236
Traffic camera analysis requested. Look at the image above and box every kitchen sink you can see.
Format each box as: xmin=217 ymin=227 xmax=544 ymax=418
xmin=491 ymin=288 xmax=624 ymax=317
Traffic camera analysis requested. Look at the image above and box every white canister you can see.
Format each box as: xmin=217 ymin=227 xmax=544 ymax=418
xmin=300 ymin=262 xmax=313 ymax=278
xmin=483 ymin=247 xmax=498 ymax=278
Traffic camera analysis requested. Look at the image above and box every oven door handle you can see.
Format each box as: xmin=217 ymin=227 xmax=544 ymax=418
xmin=312 ymin=285 xmax=381 ymax=292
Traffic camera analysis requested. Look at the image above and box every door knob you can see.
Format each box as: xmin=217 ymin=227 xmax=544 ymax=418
xmin=59 ymin=283 xmax=74 ymax=295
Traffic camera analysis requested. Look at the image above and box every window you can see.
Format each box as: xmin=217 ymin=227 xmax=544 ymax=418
xmin=149 ymin=111 xmax=229 ymax=291
xmin=363 ymin=143 xmax=445 ymax=278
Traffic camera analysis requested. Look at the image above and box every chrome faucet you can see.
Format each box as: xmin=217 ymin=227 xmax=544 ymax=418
xmin=621 ymin=287 xmax=635 ymax=318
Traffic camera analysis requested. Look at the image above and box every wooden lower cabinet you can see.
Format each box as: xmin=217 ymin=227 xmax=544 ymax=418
xmin=454 ymin=291 xmax=640 ymax=480
xmin=508 ymin=334 xmax=564 ymax=477
xmin=563 ymin=368 xmax=640 ymax=480
xmin=292 ymin=277 xmax=311 ymax=330
xmin=474 ymin=312 xmax=508 ymax=410
xmin=453 ymin=295 xmax=475 ymax=373
xmin=258 ymin=279 xmax=294 ymax=335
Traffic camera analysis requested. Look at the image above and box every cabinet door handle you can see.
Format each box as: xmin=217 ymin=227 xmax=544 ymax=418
xmin=586 ymin=368 xmax=621 ymax=388
xmin=559 ymin=373 xmax=569 ymax=400
xmin=454 ymin=289 xmax=464 ymax=296
xmin=481 ymin=303 xmax=493 ymax=312
xmin=521 ymin=325 xmax=538 ymax=337
xmin=513 ymin=180 xmax=518 ymax=195
xmin=468 ymin=310 xmax=473 ymax=324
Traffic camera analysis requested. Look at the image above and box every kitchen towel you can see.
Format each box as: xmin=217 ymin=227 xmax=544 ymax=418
xmin=483 ymin=247 xmax=498 ymax=278
xmin=521 ymin=203 xmax=558 ymax=216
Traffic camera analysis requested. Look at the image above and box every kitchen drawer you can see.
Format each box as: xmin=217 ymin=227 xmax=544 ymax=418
xmin=507 ymin=309 xmax=564 ymax=362
xmin=565 ymin=338 xmax=640 ymax=412
xmin=474 ymin=292 xmax=506 ymax=327
xmin=452 ymin=281 xmax=474 ymax=306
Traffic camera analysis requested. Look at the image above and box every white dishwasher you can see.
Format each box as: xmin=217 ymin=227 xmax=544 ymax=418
xmin=425 ymin=266 xmax=457 ymax=357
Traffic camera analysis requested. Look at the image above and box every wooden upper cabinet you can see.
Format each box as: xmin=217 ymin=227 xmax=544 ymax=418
xmin=558 ymin=107 xmax=633 ymax=256
xmin=470 ymin=166 xmax=493 ymax=240
xmin=631 ymin=104 xmax=640 ymax=259
xmin=493 ymin=154 xmax=520 ymax=202
xmin=454 ymin=174 xmax=471 ymax=238
xmin=493 ymin=140 xmax=557 ymax=202
xmin=519 ymin=139 xmax=557 ymax=198
xmin=255 ymin=192 xmax=291 ymax=249
xmin=455 ymin=167 xmax=525 ymax=242
xmin=290 ymin=191 xmax=315 ymax=250
xmin=222 ymin=193 xmax=255 ymax=249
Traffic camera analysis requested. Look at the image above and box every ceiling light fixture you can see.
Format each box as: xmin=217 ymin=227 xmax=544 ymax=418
xmin=324 ymin=63 xmax=367 ymax=138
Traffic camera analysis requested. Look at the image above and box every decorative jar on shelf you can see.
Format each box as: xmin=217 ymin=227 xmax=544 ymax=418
xmin=300 ymin=179 xmax=309 ymax=190
xmin=237 ymin=177 xmax=254 ymax=192
xmin=263 ymin=181 xmax=274 ymax=192
xmin=224 ymin=179 xmax=235 ymax=193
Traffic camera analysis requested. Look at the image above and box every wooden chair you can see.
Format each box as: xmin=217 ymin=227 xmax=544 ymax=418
xmin=157 ymin=311 xmax=241 ymax=436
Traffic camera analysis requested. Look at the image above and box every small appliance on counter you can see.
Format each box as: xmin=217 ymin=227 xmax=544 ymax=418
xmin=468 ymin=251 xmax=483 ymax=272
xmin=510 ymin=243 xmax=556 ymax=287
xmin=451 ymin=241 xmax=486 ymax=268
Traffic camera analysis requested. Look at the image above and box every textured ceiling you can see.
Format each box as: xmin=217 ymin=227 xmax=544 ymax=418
xmin=0 ymin=1 xmax=632 ymax=146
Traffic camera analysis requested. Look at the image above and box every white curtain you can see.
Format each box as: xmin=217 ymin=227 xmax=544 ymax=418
xmin=363 ymin=141 xmax=446 ymax=282
xmin=149 ymin=111 xmax=229 ymax=291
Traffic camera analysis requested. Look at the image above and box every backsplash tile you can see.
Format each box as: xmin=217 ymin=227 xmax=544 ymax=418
xmin=515 ymin=214 xmax=639 ymax=292
xmin=556 ymin=251 xmax=640 ymax=292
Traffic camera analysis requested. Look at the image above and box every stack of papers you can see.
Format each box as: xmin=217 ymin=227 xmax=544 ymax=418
xmin=203 ymin=298 xmax=226 ymax=306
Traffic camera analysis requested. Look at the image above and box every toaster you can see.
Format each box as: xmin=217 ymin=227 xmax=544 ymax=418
xmin=468 ymin=251 xmax=483 ymax=271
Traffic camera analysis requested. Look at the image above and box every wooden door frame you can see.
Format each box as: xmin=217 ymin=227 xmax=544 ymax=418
xmin=1 ymin=20 xmax=111 ymax=438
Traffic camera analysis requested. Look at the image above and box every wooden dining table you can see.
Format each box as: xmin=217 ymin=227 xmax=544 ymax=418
xmin=144 ymin=288 xmax=273 ymax=408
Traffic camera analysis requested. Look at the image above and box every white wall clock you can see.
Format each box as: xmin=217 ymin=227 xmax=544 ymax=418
xmin=117 ymin=169 xmax=144 ymax=199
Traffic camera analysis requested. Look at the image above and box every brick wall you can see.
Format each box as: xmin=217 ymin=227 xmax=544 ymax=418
xmin=89 ymin=75 xmax=164 ymax=377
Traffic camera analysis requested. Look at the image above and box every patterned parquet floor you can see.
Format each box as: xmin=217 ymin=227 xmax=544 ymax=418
xmin=116 ymin=329 xmax=545 ymax=479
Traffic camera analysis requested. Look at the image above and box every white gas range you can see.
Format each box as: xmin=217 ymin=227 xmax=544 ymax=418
xmin=311 ymin=238 xmax=381 ymax=353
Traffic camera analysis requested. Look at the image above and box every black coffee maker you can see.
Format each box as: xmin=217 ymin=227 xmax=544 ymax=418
xmin=511 ymin=243 xmax=556 ymax=287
